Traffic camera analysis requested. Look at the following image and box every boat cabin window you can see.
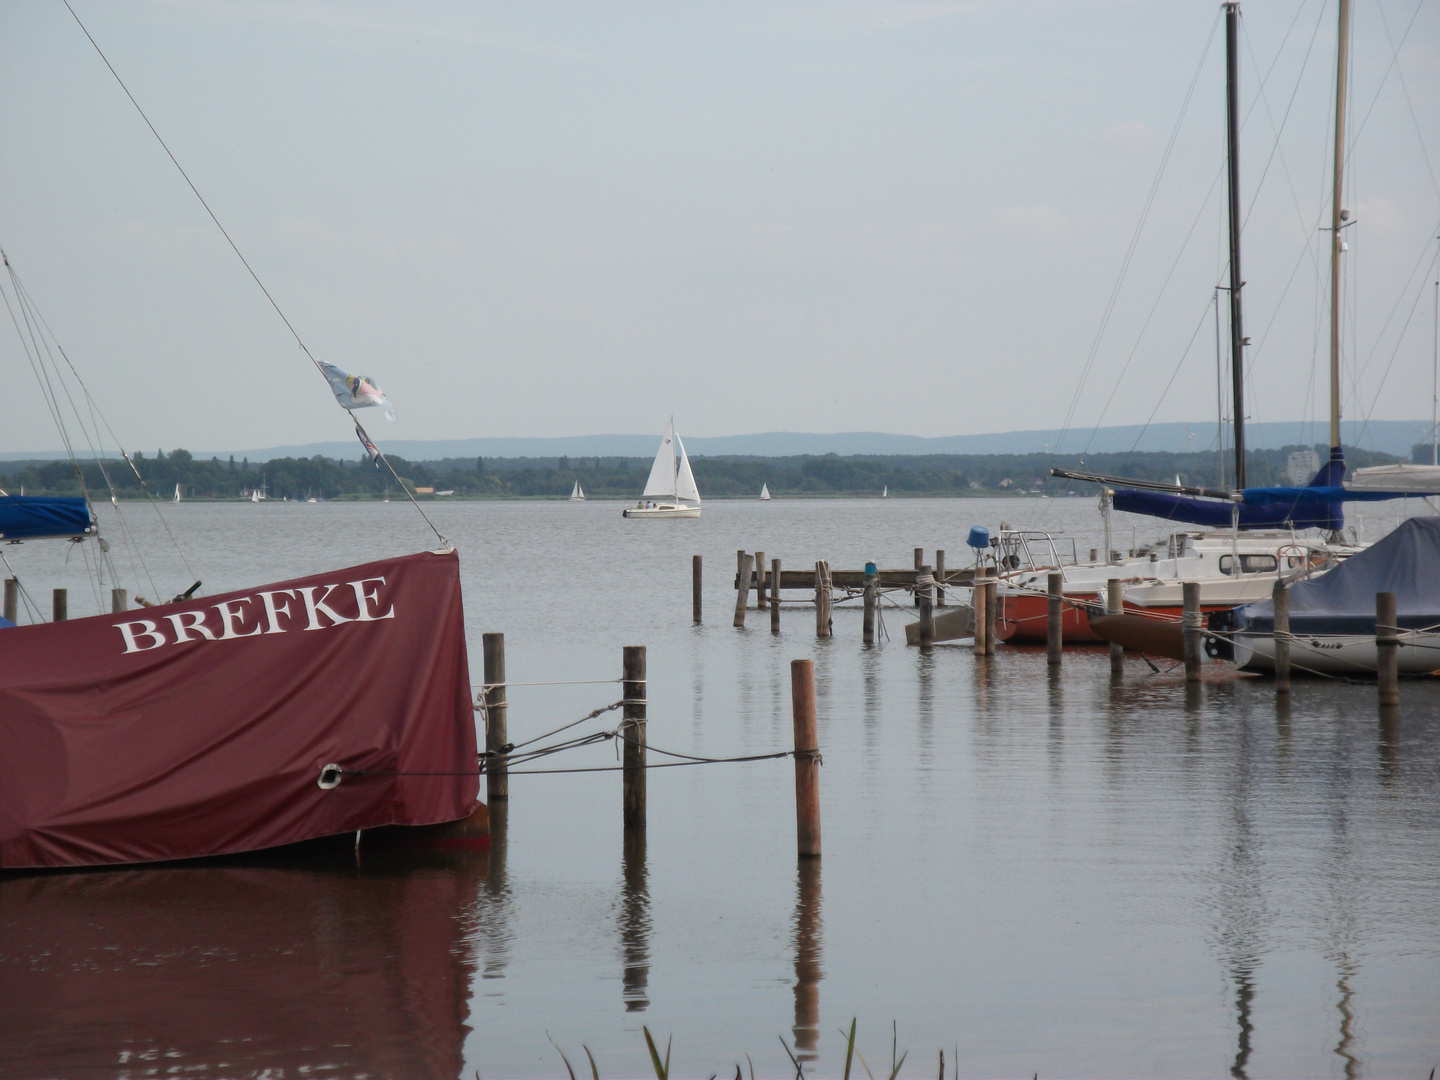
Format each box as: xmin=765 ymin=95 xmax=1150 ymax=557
xmin=1218 ymin=554 xmax=1277 ymax=575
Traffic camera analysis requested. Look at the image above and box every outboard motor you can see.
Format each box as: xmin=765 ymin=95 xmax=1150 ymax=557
xmin=1205 ymin=609 xmax=1237 ymax=660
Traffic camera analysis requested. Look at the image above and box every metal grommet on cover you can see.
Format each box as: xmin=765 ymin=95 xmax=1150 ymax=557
xmin=317 ymin=764 xmax=343 ymax=790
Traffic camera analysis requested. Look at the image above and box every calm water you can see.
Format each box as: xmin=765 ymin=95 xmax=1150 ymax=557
xmin=2 ymin=496 xmax=1438 ymax=1078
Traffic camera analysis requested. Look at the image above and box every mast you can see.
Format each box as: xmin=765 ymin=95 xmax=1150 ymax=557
xmin=1329 ymin=0 xmax=1351 ymax=456
xmin=1224 ymin=1 xmax=1248 ymax=489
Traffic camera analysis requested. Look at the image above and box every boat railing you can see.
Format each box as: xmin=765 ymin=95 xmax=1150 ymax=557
xmin=998 ymin=531 xmax=1079 ymax=577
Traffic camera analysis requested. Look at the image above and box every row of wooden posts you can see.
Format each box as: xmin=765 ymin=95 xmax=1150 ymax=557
xmin=477 ymin=631 xmax=822 ymax=858
xmin=2 ymin=581 xmax=130 ymax=623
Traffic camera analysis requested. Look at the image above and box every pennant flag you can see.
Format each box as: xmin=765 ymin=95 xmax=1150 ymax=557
xmin=320 ymin=361 xmax=396 ymax=421
xmin=355 ymin=424 xmax=382 ymax=469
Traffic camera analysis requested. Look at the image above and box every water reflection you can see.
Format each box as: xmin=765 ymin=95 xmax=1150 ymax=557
xmin=0 ymin=846 xmax=484 ymax=1075
xmin=619 ymin=827 xmax=651 ymax=1012
xmin=916 ymin=651 xmax=935 ymax=770
xmin=481 ymin=800 xmax=514 ymax=984
xmin=1214 ymin=717 xmax=1266 ymax=1080
xmin=1334 ymin=957 xmax=1360 ymax=1080
xmin=1378 ymin=705 xmax=1400 ymax=786
xmin=791 ymin=859 xmax=824 ymax=1064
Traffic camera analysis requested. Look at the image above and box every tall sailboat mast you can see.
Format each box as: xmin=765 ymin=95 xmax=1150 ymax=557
xmin=1224 ymin=1 xmax=1248 ymax=489
xmin=1329 ymin=0 xmax=1351 ymax=456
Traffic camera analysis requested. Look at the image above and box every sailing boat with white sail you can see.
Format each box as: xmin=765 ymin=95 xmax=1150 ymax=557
xmin=172 ymin=484 xmax=181 ymax=503
xmin=623 ymin=418 xmax=701 ymax=518
xmin=759 ymin=483 xmax=771 ymax=501
xmin=569 ymin=481 xmax=586 ymax=502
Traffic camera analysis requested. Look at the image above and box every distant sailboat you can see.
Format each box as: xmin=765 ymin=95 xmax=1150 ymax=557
xmin=759 ymin=483 xmax=771 ymax=501
xmin=882 ymin=485 xmax=888 ymax=499
xmin=622 ymin=418 xmax=701 ymax=519
xmin=172 ymin=484 xmax=181 ymax=503
xmin=570 ymin=481 xmax=586 ymax=502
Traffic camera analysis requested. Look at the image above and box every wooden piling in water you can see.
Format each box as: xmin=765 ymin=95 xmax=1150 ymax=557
xmin=1182 ymin=582 xmax=1202 ymax=683
xmin=972 ymin=570 xmax=987 ymax=657
xmin=1376 ymin=591 xmax=1399 ymax=707
xmin=790 ymin=658 xmax=821 ymax=858
xmin=918 ymin=565 xmax=934 ymax=648
xmin=913 ymin=548 xmax=923 ymax=606
xmin=111 ymin=588 xmax=127 ymax=614
xmin=814 ymin=561 xmax=832 ymax=638
xmin=756 ymin=551 xmax=767 ymax=610
xmin=2 ymin=578 xmax=16 ymax=624
xmin=734 ymin=553 xmax=754 ymax=628
xmin=984 ymin=576 xmax=997 ymax=656
xmin=483 ymin=633 xmax=508 ymax=802
xmin=1107 ymin=579 xmax=1124 ymax=676
xmin=862 ymin=565 xmax=877 ymax=645
xmin=692 ymin=555 xmax=702 ymax=623
xmin=623 ymin=645 xmax=647 ymax=829
xmin=52 ymin=588 xmax=66 ymax=622
xmin=1272 ymin=580 xmax=1290 ymax=694
xmin=1046 ymin=572 xmax=1063 ymax=666
xmin=935 ymin=549 xmax=946 ymax=607
xmin=771 ymin=558 xmax=782 ymax=634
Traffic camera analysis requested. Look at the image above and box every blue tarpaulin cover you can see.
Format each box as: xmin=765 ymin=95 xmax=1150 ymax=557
xmin=1111 ymin=451 xmax=1352 ymax=530
xmin=0 ymin=496 xmax=94 ymax=540
xmin=1236 ymin=516 xmax=1440 ymax=636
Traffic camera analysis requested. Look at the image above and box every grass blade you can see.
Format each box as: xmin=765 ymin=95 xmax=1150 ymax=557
xmin=778 ymin=1035 xmax=803 ymax=1080
xmin=642 ymin=1026 xmax=668 ymax=1080
xmin=888 ymin=1051 xmax=908 ymax=1080
xmin=582 ymin=1044 xmax=599 ymax=1080
xmin=546 ymin=1032 xmax=576 ymax=1080
xmin=842 ymin=1018 xmax=857 ymax=1080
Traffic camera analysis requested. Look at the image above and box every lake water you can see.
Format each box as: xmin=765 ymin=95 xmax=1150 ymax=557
xmin=2 ymin=496 xmax=1438 ymax=1078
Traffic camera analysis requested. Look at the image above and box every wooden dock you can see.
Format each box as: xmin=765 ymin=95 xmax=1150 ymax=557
xmin=733 ymin=568 xmax=975 ymax=591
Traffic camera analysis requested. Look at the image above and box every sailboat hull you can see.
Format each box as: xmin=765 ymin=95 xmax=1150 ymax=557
xmin=622 ymin=504 xmax=700 ymax=519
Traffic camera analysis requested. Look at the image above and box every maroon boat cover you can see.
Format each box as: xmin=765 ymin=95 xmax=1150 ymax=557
xmin=0 ymin=549 xmax=478 ymax=869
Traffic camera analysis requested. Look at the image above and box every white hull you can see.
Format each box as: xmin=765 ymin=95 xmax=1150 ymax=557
xmin=623 ymin=503 xmax=700 ymax=519
xmin=1233 ymin=632 xmax=1440 ymax=675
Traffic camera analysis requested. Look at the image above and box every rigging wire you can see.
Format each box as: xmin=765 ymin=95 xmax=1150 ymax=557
xmin=62 ymin=0 xmax=448 ymax=548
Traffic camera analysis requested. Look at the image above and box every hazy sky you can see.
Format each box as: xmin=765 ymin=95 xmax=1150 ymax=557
xmin=2 ymin=0 xmax=1437 ymax=454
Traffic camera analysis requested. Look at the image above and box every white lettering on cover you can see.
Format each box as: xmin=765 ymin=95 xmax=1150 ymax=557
xmin=348 ymin=577 xmax=395 ymax=622
xmin=166 ymin=610 xmax=218 ymax=643
xmin=117 ymin=620 xmax=167 ymax=653
xmin=214 ymin=597 xmax=263 ymax=639
xmin=298 ymin=584 xmax=354 ymax=630
xmin=258 ymin=589 xmax=297 ymax=634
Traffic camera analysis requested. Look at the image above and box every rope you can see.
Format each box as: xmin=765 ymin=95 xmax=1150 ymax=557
xmin=474 ymin=678 xmax=626 ymax=690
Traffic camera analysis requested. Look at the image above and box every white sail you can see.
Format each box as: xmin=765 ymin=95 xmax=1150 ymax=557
xmin=642 ymin=420 xmax=677 ymax=498
xmin=578 ymin=483 xmax=585 ymax=499
xmin=759 ymin=483 xmax=771 ymax=500
xmin=882 ymin=485 xmax=888 ymax=498
xmin=570 ymin=480 xmax=585 ymax=501
xmin=674 ymin=431 xmax=700 ymax=504
xmin=172 ymin=484 xmax=181 ymax=503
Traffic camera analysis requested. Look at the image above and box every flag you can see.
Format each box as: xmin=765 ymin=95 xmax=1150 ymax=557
xmin=356 ymin=423 xmax=382 ymax=469
xmin=320 ymin=361 xmax=396 ymax=421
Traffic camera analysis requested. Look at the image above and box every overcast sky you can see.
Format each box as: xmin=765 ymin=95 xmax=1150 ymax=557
xmin=2 ymin=0 xmax=1437 ymax=455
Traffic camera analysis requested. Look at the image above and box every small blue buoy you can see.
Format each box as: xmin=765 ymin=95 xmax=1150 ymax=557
xmin=864 ymin=562 xmax=877 ymax=576
xmin=967 ymin=526 xmax=991 ymax=550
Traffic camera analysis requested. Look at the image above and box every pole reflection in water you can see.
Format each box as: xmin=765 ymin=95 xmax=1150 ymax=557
xmin=480 ymin=799 xmax=514 ymax=984
xmin=1378 ymin=705 xmax=1400 ymax=787
xmin=620 ymin=826 xmax=651 ymax=1013
xmin=0 ymin=844 xmax=485 ymax=1076
xmin=1215 ymin=716 xmax=1265 ymax=1080
xmin=1333 ymin=957 xmax=1360 ymax=1080
xmin=791 ymin=859 xmax=824 ymax=1064
xmin=917 ymin=650 xmax=935 ymax=770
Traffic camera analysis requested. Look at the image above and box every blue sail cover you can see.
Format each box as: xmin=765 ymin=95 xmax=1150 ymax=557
xmin=0 ymin=496 xmax=94 ymax=540
xmin=1235 ymin=516 xmax=1440 ymax=635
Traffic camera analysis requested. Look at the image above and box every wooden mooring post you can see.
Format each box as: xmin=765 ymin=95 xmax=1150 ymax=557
xmin=483 ymin=633 xmax=508 ymax=802
xmin=1272 ymin=580 xmax=1290 ymax=694
xmin=1376 ymin=591 xmax=1399 ymax=707
xmin=935 ymin=549 xmax=946 ymax=607
xmin=814 ymin=561 xmax=832 ymax=638
xmin=734 ymin=552 xmax=754 ymax=628
xmin=790 ymin=658 xmax=821 ymax=858
xmin=111 ymin=587 xmax=127 ymax=614
xmin=912 ymin=548 xmax=923 ymax=606
xmin=862 ymin=563 xmax=877 ymax=645
xmin=1107 ymin=579 xmax=1124 ymax=676
xmin=2 ymin=578 xmax=16 ymax=624
xmin=1046 ymin=572 xmax=1063 ymax=666
xmin=692 ymin=555 xmax=702 ymax=623
xmin=917 ymin=565 xmax=934 ymax=648
xmin=770 ymin=558 xmax=781 ymax=634
xmin=755 ymin=551 xmax=767 ymax=610
xmin=1182 ymin=582 xmax=1202 ymax=683
xmin=52 ymin=588 xmax=66 ymax=622
xmin=972 ymin=570 xmax=988 ymax=657
xmin=984 ymin=574 xmax=997 ymax=656
xmin=623 ymin=645 xmax=647 ymax=828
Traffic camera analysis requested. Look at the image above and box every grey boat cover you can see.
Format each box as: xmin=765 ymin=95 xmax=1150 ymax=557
xmin=1236 ymin=516 xmax=1440 ymax=635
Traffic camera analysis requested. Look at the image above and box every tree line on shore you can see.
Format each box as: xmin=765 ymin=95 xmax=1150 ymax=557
xmin=0 ymin=443 xmax=1411 ymax=501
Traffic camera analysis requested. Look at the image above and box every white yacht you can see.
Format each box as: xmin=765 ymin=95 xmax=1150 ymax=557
xmin=623 ymin=419 xmax=701 ymax=519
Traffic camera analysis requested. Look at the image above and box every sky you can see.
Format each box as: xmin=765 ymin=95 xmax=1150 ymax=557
xmin=1 ymin=0 xmax=1437 ymax=456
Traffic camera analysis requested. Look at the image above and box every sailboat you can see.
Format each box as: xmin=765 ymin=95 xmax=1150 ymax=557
xmin=759 ymin=483 xmax=771 ymax=501
xmin=882 ymin=486 xmax=888 ymax=499
xmin=570 ymin=481 xmax=586 ymax=502
xmin=172 ymin=483 xmax=181 ymax=503
xmin=623 ymin=418 xmax=701 ymax=519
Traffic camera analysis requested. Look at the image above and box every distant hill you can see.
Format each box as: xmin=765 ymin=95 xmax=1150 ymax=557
xmin=2 ymin=419 xmax=1429 ymax=462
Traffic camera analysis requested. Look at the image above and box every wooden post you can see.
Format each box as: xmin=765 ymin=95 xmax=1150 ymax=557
xmin=771 ymin=558 xmax=782 ymax=634
xmin=692 ymin=554 xmax=702 ymax=623
xmin=814 ymin=561 xmax=832 ymax=638
xmin=1046 ymin=572 xmax=1063 ymax=666
xmin=935 ymin=549 xmax=946 ymax=607
xmin=1182 ymin=582 xmax=1202 ymax=683
xmin=972 ymin=570 xmax=987 ymax=657
xmin=984 ymin=576 xmax=997 ymax=656
xmin=918 ymin=565 xmax=934 ymax=647
xmin=2 ymin=578 xmax=16 ymax=624
xmin=623 ymin=645 xmax=647 ymax=828
xmin=483 ymin=633 xmax=508 ymax=802
xmin=1272 ymin=580 xmax=1290 ymax=694
xmin=52 ymin=588 xmax=67 ymax=622
xmin=756 ymin=550 xmax=767 ymax=610
xmin=913 ymin=547 xmax=923 ymax=606
xmin=790 ymin=659 xmax=821 ymax=858
xmin=111 ymin=587 xmax=127 ymax=613
xmin=1090 ymin=548 xmax=1099 ymax=563
xmin=862 ymin=565 xmax=877 ymax=645
xmin=733 ymin=552 xmax=753 ymax=627
xmin=1107 ymin=579 xmax=1124 ymax=676
xmin=1376 ymin=591 xmax=1399 ymax=707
